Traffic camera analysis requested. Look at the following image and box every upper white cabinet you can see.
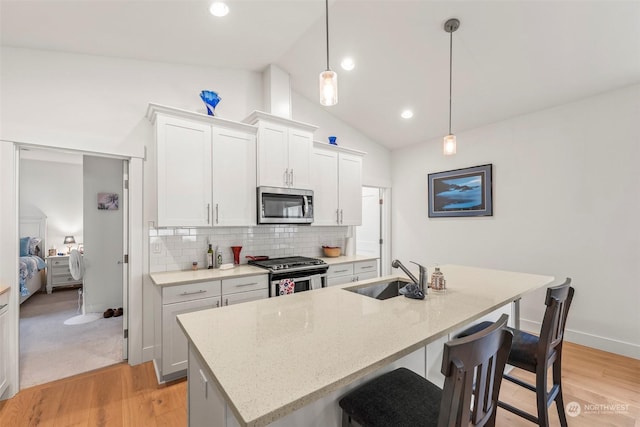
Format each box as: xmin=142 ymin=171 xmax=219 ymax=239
xmin=212 ymin=127 xmax=256 ymax=226
xmin=311 ymin=142 xmax=364 ymax=226
xmin=147 ymin=104 xmax=258 ymax=227
xmin=243 ymin=111 xmax=317 ymax=189
xmin=155 ymin=115 xmax=212 ymax=227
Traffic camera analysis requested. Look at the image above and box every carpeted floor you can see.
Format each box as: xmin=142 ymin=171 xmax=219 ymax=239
xmin=19 ymin=288 xmax=123 ymax=389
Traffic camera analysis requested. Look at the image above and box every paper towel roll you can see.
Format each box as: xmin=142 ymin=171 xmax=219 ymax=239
xmin=345 ymin=237 xmax=354 ymax=256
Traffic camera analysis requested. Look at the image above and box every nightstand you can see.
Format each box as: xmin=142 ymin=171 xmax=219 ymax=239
xmin=46 ymin=255 xmax=83 ymax=294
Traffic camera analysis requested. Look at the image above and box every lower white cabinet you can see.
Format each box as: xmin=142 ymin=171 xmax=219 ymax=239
xmin=221 ymin=275 xmax=269 ymax=306
xmin=155 ymin=274 xmax=269 ymax=382
xmin=327 ymin=259 xmax=378 ymax=286
xmin=188 ymin=344 xmax=226 ymax=427
xmin=0 ymin=302 xmax=8 ymax=399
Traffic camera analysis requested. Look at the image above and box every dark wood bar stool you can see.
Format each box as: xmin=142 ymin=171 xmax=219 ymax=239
xmin=457 ymin=278 xmax=574 ymax=427
xmin=338 ymin=314 xmax=512 ymax=427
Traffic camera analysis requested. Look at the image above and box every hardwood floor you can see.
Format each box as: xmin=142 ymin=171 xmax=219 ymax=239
xmin=0 ymin=342 xmax=638 ymax=426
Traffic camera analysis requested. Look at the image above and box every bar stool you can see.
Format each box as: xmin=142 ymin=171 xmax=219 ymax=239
xmin=338 ymin=314 xmax=512 ymax=427
xmin=457 ymin=278 xmax=574 ymax=427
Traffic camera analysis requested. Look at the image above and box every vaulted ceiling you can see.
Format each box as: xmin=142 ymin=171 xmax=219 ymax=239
xmin=2 ymin=0 xmax=639 ymax=149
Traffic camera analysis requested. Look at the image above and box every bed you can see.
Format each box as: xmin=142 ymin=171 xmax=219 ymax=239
xmin=19 ymin=216 xmax=47 ymax=304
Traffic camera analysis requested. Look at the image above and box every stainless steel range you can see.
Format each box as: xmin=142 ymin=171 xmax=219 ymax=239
xmin=248 ymin=256 xmax=328 ymax=297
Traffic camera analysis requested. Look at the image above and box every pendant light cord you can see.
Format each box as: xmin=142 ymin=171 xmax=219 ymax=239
xmin=448 ymin=29 xmax=453 ymax=135
xmin=325 ymin=0 xmax=330 ymax=71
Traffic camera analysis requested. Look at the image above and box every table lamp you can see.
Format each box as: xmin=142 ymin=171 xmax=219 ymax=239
xmin=64 ymin=235 xmax=76 ymax=254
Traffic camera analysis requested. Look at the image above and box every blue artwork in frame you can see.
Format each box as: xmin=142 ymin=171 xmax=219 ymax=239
xmin=428 ymin=164 xmax=493 ymax=217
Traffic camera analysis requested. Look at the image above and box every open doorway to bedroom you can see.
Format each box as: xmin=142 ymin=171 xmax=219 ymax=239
xmin=18 ymin=148 xmax=127 ymax=388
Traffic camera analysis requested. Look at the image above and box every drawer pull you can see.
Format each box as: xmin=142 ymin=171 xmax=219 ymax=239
xmin=235 ymin=282 xmax=258 ymax=287
xmin=360 ymin=266 xmax=374 ymax=269
xmin=180 ymin=290 xmax=207 ymax=296
xmin=334 ymin=269 xmax=349 ymax=273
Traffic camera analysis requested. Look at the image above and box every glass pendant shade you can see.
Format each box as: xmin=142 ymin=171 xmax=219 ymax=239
xmin=443 ymin=134 xmax=457 ymax=155
xmin=319 ymin=70 xmax=338 ymax=106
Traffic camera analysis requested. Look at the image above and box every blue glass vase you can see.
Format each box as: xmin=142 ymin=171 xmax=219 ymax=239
xmin=200 ymin=90 xmax=222 ymax=116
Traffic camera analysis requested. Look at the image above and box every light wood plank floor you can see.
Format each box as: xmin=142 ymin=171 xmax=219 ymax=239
xmin=0 ymin=342 xmax=638 ymax=426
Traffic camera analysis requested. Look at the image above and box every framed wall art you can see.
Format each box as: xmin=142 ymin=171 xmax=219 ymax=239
xmin=428 ymin=164 xmax=493 ymax=218
xmin=97 ymin=192 xmax=119 ymax=210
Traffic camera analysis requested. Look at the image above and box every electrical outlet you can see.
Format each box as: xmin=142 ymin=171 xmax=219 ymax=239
xmin=152 ymin=242 xmax=162 ymax=254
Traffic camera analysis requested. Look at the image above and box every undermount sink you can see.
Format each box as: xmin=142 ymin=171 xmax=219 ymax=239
xmin=345 ymin=279 xmax=412 ymax=300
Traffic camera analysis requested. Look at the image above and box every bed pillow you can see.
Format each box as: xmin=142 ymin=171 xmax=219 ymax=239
xmin=29 ymin=237 xmax=42 ymax=256
xmin=20 ymin=237 xmax=30 ymax=256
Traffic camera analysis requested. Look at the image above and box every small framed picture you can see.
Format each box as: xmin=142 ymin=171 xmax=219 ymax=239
xmin=97 ymin=192 xmax=119 ymax=210
xmin=428 ymin=164 xmax=493 ymax=218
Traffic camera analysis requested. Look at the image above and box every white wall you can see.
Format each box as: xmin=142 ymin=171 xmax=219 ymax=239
xmin=291 ymin=93 xmax=392 ymax=188
xmin=19 ymin=158 xmax=83 ymax=252
xmin=1 ymin=47 xmax=264 ymax=157
xmin=391 ymin=84 xmax=640 ymax=358
xmin=83 ymin=156 xmax=124 ymax=313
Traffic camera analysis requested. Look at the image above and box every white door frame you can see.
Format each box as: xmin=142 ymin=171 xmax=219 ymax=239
xmin=1 ymin=142 xmax=143 ymax=399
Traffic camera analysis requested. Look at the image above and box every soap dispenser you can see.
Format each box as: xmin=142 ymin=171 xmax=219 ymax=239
xmin=430 ymin=267 xmax=446 ymax=291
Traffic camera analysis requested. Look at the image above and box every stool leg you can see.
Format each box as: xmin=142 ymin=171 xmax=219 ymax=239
xmin=536 ymin=367 xmax=550 ymax=427
xmin=553 ymin=356 xmax=568 ymax=427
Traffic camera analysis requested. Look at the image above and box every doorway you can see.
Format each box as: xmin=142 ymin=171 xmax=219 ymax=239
xmin=356 ymin=187 xmax=391 ymax=276
xmin=17 ymin=148 xmax=128 ymax=388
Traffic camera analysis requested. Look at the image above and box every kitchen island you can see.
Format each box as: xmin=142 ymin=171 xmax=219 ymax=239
xmin=177 ymin=264 xmax=554 ymax=427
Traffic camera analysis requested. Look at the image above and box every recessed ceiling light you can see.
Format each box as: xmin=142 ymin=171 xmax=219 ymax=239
xmin=341 ymin=57 xmax=355 ymax=71
xmin=210 ymin=2 xmax=229 ymax=17
xmin=401 ymin=110 xmax=414 ymax=119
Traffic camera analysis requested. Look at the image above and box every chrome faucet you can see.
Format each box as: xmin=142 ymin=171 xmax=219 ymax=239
xmin=391 ymin=260 xmax=428 ymax=294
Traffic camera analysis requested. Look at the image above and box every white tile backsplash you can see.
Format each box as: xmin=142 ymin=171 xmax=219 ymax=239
xmin=149 ymin=225 xmax=349 ymax=272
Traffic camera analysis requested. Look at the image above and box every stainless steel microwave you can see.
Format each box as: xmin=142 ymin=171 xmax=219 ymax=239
xmin=257 ymin=186 xmax=314 ymax=224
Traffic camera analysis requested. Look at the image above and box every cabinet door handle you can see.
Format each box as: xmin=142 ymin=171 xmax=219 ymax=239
xmin=336 ymin=209 xmax=340 ymax=224
xmin=216 ymin=300 xmax=220 ymax=308
xmin=199 ymin=369 xmax=209 ymax=399
xmin=225 ymin=298 xmax=229 ymax=306
xmin=340 ymin=209 xmax=344 ymax=224
xmin=215 ymin=204 xmax=219 ymax=224
xmin=290 ymin=169 xmax=294 ymax=187
xmin=207 ymin=203 xmax=211 ymax=224
xmin=284 ymin=168 xmax=289 ymax=186
xmin=180 ymin=289 xmax=207 ymax=296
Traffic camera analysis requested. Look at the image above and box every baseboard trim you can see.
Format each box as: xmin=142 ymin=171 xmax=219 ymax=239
xmin=520 ymin=319 xmax=640 ymax=359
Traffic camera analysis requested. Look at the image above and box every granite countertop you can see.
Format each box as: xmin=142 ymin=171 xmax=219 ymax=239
xmin=177 ymin=264 xmax=554 ymax=427
xmin=319 ymin=255 xmax=378 ymax=265
xmin=150 ymin=265 xmax=268 ymax=287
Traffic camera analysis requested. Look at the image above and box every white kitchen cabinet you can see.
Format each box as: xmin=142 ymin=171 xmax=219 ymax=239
xmin=327 ymin=259 xmax=378 ymax=286
xmin=155 ymin=114 xmax=213 ymax=227
xmin=154 ymin=273 xmax=268 ymax=382
xmin=212 ymin=127 xmax=257 ymax=226
xmin=221 ymin=275 xmax=269 ymax=306
xmin=311 ymin=143 xmax=364 ymax=226
xmin=244 ymin=111 xmax=317 ymax=189
xmin=155 ymin=280 xmax=221 ymax=382
xmin=188 ymin=344 xmax=227 ymax=427
xmin=148 ymin=103 xmax=258 ymax=228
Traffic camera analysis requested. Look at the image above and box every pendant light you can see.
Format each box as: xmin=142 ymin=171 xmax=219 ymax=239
xmin=319 ymin=0 xmax=337 ymax=106
xmin=443 ymin=18 xmax=460 ymax=155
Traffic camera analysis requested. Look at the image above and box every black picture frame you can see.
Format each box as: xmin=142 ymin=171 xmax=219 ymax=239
xmin=428 ymin=164 xmax=493 ymax=218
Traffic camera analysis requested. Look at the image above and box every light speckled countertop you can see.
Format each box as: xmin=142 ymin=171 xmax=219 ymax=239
xmin=150 ymin=265 xmax=268 ymax=287
xmin=0 ymin=286 xmax=9 ymax=296
xmin=318 ymin=255 xmax=378 ymax=265
xmin=177 ymin=264 xmax=554 ymax=427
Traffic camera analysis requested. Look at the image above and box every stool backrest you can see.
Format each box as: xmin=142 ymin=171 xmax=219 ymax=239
xmin=438 ymin=314 xmax=512 ymax=427
xmin=539 ymin=278 xmax=574 ymax=361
